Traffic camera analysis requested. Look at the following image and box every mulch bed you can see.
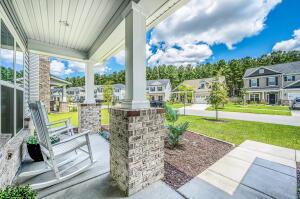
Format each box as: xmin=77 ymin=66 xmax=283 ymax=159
xmin=297 ymin=163 xmax=300 ymax=199
xmin=163 ymin=131 xmax=234 ymax=189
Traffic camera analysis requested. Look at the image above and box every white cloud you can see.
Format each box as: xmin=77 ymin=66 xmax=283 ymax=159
xmin=152 ymin=0 xmax=281 ymax=49
xmin=68 ymin=61 xmax=86 ymax=73
xmin=50 ymin=60 xmax=65 ymax=76
xmin=115 ymin=50 xmax=125 ymax=65
xmin=148 ymin=44 xmax=212 ymax=66
xmin=273 ymin=29 xmax=300 ymax=51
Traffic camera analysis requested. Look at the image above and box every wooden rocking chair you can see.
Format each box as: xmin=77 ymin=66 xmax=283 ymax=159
xmin=26 ymin=101 xmax=95 ymax=190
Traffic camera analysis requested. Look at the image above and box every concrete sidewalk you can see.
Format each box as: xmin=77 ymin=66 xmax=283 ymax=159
xmin=178 ymin=140 xmax=298 ymax=199
xmin=178 ymin=105 xmax=300 ymax=126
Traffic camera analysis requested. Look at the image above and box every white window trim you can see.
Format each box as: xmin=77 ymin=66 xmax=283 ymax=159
xmin=0 ymin=16 xmax=25 ymax=137
xmin=250 ymin=79 xmax=258 ymax=88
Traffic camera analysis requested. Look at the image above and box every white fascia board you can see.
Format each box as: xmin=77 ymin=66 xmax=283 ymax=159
xmin=28 ymin=39 xmax=88 ymax=61
xmin=88 ymin=0 xmax=189 ymax=62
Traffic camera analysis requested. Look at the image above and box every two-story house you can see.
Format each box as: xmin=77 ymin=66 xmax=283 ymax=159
xmin=175 ymin=76 xmax=226 ymax=104
xmin=146 ymin=79 xmax=172 ymax=101
xmin=243 ymin=61 xmax=300 ymax=105
xmin=94 ymin=84 xmax=125 ymax=102
xmin=66 ymin=87 xmax=85 ymax=103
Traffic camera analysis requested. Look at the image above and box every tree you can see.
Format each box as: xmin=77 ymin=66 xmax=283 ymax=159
xmin=103 ymin=82 xmax=113 ymax=109
xmin=240 ymin=87 xmax=248 ymax=106
xmin=177 ymin=84 xmax=194 ymax=103
xmin=208 ymin=77 xmax=228 ymax=120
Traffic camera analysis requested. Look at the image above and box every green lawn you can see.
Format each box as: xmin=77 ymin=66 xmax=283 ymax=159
xmin=174 ymin=115 xmax=300 ymax=150
xmin=206 ymin=103 xmax=291 ymax=116
xmin=166 ymin=102 xmax=191 ymax=109
xmin=48 ymin=109 xmax=109 ymax=127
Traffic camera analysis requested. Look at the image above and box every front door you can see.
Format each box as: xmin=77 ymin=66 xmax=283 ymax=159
xmin=269 ymin=93 xmax=276 ymax=104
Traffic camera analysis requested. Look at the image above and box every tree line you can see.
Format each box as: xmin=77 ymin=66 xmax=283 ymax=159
xmin=65 ymin=51 xmax=300 ymax=97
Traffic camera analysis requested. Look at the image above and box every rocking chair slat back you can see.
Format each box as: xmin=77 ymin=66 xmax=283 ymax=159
xmin=29 ymin=102 xmax=52 ymax=150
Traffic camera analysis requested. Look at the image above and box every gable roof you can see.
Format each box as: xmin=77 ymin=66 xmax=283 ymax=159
xmin=244 ymin=61 xmax=300 ymax=78
xmin=175 ymin=76 xmax=226 ymax=92
xmin=285 ymin=80 xmax=300 ymax=89
xmin=147 ymin=79 xmax=170 ymax=87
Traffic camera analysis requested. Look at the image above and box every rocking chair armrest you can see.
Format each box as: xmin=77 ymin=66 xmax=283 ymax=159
xmin=53 ymin=130 xmax=90 ymax=146
xmin=46 ymin=117 xmax=71 ymax=126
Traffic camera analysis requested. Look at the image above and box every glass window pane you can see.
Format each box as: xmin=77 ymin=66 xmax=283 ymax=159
xmin=1 ymin=20 xmax=14 ymax=83
xmin=16 ymin=43 xmax=24 ymax=87
xmin=16 ymin=89 xmax=23 ymax=133
xmin=1 ymin=85 xmax=14 ymax=135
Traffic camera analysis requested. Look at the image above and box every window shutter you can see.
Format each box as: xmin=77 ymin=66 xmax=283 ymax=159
xmin=266 ymin=77 xmax=269 ymax=86
xmin=292 ymin=76 xmax=296 ymax=81
xmin=284 ymin=76 xmax=287 ymax=81
xmin=249 ymin=80 xmax=251 ymax=87
xmin=257 ymin=79 xmax=260 ymax=87
xmin=275 ymin=77 xmax=278 ymax=85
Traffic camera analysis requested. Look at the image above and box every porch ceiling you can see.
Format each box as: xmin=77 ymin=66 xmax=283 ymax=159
xmin=7 ymin=0 xmax=189 ymax=62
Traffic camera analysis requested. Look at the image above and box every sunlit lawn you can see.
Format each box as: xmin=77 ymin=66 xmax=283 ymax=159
xmin=48 ymin=108 xmax=109 ymax=127
xmin=173 ymin=115 xmax=300 ymax=150
xmin=206 ymin=103 xmax=291 ymax=116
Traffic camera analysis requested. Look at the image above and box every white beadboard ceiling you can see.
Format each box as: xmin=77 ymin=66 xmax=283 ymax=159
xmin=12 ymin=0 xmax=123 ymax=51
xmin=10 ymin=0 xmax=189 ymax=61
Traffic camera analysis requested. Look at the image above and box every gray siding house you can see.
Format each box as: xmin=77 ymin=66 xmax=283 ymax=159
xmin=243 ymin=61 xmax=300 ymax=105
xmin=146 ymin=79 xmax=171 ymax=101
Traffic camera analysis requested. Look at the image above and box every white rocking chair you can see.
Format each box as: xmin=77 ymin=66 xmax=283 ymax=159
xmin=40 ymin=103 xmax=74 ymax=136
xmin=25 ymin=101 xmax=95 ymax=190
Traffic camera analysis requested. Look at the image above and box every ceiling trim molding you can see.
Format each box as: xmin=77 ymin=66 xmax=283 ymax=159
xmin=28 ymin=39 xmax=88 ymax=61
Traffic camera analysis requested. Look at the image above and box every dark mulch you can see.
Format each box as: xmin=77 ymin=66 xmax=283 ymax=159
xmin=297 ymin=163 xmax=300 ymax=199
xmin=163 ymin=131 xmax=234 ymax=189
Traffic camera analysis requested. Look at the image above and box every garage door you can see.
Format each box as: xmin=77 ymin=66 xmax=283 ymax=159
xmin=195 ymin=96 xmax=207 ymax=104
xmin=288 ymin=93 xmax=300 ymax=100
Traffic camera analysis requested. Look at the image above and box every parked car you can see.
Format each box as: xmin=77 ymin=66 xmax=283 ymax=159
xmin=150 ymin=100 xmax=165 ymax=108
xmin=292 ymin=98 xmax=300 ymax=109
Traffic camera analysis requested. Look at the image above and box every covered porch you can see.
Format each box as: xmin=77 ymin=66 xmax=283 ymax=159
xmin=0 ymin=0 xmax=189 ymax=197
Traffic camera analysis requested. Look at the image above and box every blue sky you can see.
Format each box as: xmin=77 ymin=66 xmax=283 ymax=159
xmin=49 ymin=0 xmax=300 ymax=78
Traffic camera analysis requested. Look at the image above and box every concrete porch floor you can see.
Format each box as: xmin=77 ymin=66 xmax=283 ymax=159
xmin=17 ymin=135 xmax=298 ymax=199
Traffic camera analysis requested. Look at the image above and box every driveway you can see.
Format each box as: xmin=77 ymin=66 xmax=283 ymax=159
xmin=178 ymin=104 xmax=300 ymax=126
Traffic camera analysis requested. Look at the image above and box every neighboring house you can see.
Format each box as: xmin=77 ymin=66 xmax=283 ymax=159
xmin=146 ymin=79 xmax=172 ymax=101
xmin=175 ymin=76 xmax=226 ymax=104
xmin=243 ymin=61 xmax=300 ymax=105
xmin=49 ymin=75 xmax=71 ymax=102
xmin=50 ymin=88 xmax=63 ymax=101
xmin=94 ymin=84 xmax=125 ymax=102
xmin=67 ymin=87 xmax=85 ymax=103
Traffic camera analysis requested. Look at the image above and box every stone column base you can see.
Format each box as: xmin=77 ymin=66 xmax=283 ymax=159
xmin=78 ymin=103 xmax=101 ymax=133
xmin=59 ymin=102 xmax=68 ymax=112
xmin=110 ymin=108 xmax=166 ymax=196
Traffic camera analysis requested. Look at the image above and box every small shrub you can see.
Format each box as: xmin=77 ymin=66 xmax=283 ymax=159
xmin=26 ymin=136 xmax=38 ymax=145
xmin=165 ymin=105 xmax=189 ymax=148
xmin=0 ymin=185 xmax=36 ymax=199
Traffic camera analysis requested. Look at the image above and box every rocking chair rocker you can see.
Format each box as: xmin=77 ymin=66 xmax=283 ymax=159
xmin=25 ymin=101 xmax=95 ymax=190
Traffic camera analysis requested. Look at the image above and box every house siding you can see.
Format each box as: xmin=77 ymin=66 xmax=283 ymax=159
xmin=244 ymin=75 xmax=282 ymax=90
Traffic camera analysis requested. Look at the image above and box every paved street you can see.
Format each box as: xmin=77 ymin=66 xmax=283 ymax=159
xmin=178 ymin=104 xmax=300 ymax=126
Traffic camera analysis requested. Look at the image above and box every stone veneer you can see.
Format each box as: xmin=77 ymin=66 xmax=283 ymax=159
xmin=110 ymin=108 xmax=166 ymax=196
xmin=78 ymin=103 xmax=101 ymax=133
xmin=39 ymin=56 xmax=50 ymax=112
xmin=59 ymin=102 xmax=69 ymax=112
xmin=0 ymin=130 xmax=30 ymax=188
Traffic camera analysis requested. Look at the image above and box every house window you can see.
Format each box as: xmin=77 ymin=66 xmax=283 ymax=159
xmin=284 ymin=75 xmax=295 ymax=81
xmin=115 ymin=88 xmax=120 ymax=93
xmin=250 ymin=94 xmax=260 ymax=102
xmin=158 ymin=96 xmax=163 ymax=101
xmin=157 ymin=86 xmax=162 ymax=91
xmin=0 ymin=20 xmax=24 ymax=137
xmin=267 ymin=76 xmax=278 ymax=86
xmin=259 ymin=69 xmax=264 ymax=74
xmin=150 ymin=87 xmax=155 ymax=92
xmin=250 ymin=79 xmax=258 ymax=87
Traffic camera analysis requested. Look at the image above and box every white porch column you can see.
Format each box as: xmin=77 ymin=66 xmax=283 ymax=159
xmin=121 ymin=2 xmax=149 ymax=109
xmin=62 ymin=85 xmax=67 ymax=102
xmin=85 ymin=61 xmax=95 ymax=103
